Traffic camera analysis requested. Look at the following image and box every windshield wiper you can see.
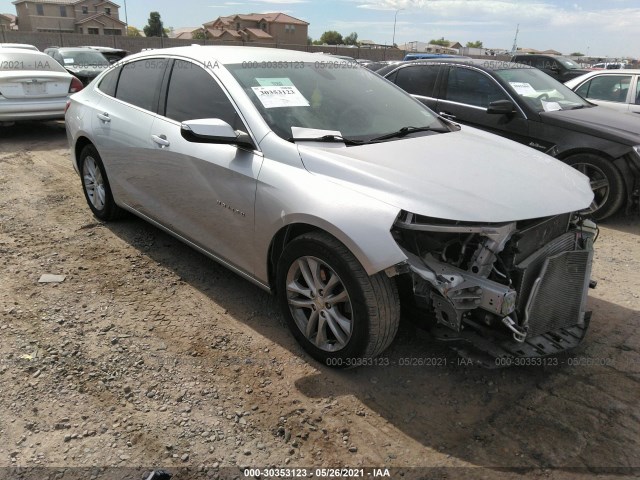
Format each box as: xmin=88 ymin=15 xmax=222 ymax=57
xmin=287 ymin=134 xmax=364 ymax=146
xmin=369 ymin=125 xmax=449 ymax=142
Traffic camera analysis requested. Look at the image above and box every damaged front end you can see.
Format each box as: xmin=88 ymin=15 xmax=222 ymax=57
xmin=391 ymin=211 xmax=597 ymax=366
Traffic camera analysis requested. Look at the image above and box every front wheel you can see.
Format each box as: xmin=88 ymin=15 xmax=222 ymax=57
xmin=565 ymin=154 xmax=625 ymax=221
xmin=276 ymin=232 xmax=400 ymax=367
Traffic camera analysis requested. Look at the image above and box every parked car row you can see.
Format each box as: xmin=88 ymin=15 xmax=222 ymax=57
xmin=378 ymin=58 xmax=640 ymax=220
xmin=65 ymin=46 xmax=599 ymax=367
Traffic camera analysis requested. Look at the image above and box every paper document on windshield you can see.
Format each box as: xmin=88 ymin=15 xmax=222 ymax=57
xmin=541 ymin=100 xmax=562 ymax=112
xmin=252 ymin=84 xmax=310 ymax=108
xmin=290 ymin=127 xmax=346 ymax=148
xmin=509 ymin=82 xmax=537 ymax=96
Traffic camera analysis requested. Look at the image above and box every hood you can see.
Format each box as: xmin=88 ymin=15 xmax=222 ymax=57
xmin=540 ymin=106 xmax=640 ymax=146
xmin=296 ymin=128 xmax=593 ymax=223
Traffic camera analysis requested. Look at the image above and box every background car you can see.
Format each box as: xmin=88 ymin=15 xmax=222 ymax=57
xmin=44 ymin=47 xmax=110 ymax=85
xmin=511 ymin=54 xmax=591 ymax=82
xmin=80 ymin=46 xmax=130 ymax=64
xmin=0 ymin=43 xmax=39 ymax=51
xmin=0 ymin=47 xmax=82 ymax=122
xmin=381 ymin=59 xmax=640 ymax=220
xmin=565 ymin=69 xmax=640 ymax=114
xmin=66 ymin=46 xmax=596 ymax=367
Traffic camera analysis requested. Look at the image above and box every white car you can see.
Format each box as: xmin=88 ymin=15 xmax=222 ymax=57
xmin=566 ymin=69 xmax=640 ymax=114
xmin=0 ymin=48 xmax=83 ymax=121
xmin=0 ymin=43 xmax=39 ymax=51
xmin=66 ymin=46 xmax=596 ymax=367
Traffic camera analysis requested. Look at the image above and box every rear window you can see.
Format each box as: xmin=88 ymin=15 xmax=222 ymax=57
xmin=0 ymin=52 xmax=67 ymax=73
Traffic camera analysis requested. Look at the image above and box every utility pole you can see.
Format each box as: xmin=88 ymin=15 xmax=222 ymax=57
xmin=392 ymin=9 xmax=403 ymax=47
xmin=510 ymin=23 xmax=519 ymax=55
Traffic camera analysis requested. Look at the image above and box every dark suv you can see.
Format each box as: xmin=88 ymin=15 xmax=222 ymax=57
xmin=511 ymin=54 xmax=591 ymax=82
xmin=380 ymin=59 xmax=640 ymax=219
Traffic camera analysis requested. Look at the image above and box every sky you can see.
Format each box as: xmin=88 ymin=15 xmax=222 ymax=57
xmin=2 ymin=0 xmax=639 ymax=58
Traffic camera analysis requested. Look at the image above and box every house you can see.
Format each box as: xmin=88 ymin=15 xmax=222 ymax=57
xmin=203 ymin=12 xmax=308 ymax=45
xmin=0 ymin=13 xmax=18 ymax=30
xmin=12 ymin=0 xmax=126 ymax=35
xmin=170 ymin=26 xmax=203 ymax=40
xmin=401 ymin=41 xmax=459 ymax=54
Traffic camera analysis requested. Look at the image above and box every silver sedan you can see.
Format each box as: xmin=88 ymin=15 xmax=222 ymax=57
xmin=66 ymin=46 xmax=596 ymax=367
xmin=0 ymin=48 xmax=83 ymax=122
xmin=566 ymin=69 xmax=640 ymax=114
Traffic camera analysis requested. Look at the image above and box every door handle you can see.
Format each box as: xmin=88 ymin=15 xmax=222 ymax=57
xmin=439 ymin=112 xmax=456 ymax=120
xmin=151 ymin=134 xmax=170 ymax=148
xmin=96 ymin=112 xmax=110 ymax=123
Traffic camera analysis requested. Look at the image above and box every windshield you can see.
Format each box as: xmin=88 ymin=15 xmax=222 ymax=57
xmin=0 ymin=51 xmax=67 ymax=73
xmin=496 ymin=68 xmax=590 ymax=112
xmin=60 ymin=50 xmax=110 ymax=68
xmin=226 ymin=61 xmax=446 ymax=142
xmin=558 ymin=57 xmax=580 ymax=69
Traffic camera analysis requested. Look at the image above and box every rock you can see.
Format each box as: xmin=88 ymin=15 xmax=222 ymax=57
xmin=63 ymin=434 xmax=71 ymax=442
xmin=176 ymin=390 xmax=187 ymax=402
xmin=284 ymin=429 xmax=291 ymax=442
xmin=181 ymin=453 xmax=189 ymax=462
xmin=349 ymin=446 xmax=358 ymax=453
xmin=243 ymin=449 xmax=251 ymax=455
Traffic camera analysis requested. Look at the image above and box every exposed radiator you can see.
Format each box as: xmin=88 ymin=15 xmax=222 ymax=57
xmin=523 ymin=248 xmax=592 ymax=337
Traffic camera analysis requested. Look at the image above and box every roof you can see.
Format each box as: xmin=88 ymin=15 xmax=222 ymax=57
xmin=13 ymin=0 xmax=120 ymax=5
xmin=204 ymin=12 xmax=308 ymax=27
xmin=244 ymin=28 xmax=273 ymax=39
xmin=76 ymin=12 xmax=126 ymax=25
xmin=389 ymin=58 xmax=535 ymax=72
xmin=170 ymin=27 xmax=201 ymax=38
xmin=113 ymin=45 xmax=351 ymax=65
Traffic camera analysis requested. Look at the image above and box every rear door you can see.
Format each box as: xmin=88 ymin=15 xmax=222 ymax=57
xmin=386 ymin=64 xmax=441 ymax=110
xmin=435 ymin=65 xmax=531 ymax=144
xmin=90 ymin=58 xmax=169 ymax=209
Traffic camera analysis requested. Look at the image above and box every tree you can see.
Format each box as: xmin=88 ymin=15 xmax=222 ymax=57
xmin=466 ymin=40 xmax=483 ymax=48
xmin=192 ymin=29 xmax=206 ymax=40
xmin=307 ymin=36 xmax=313 ymax=45
xmin=429 ymin=37 xmax=451 ymax=47
xmin=344 ymin=32 xmax=359 ymax=46
xmin=570 ymin=52 xmax=585 ymax=57
xmin=127 ymin=26 xmax=141 ymax=37
xmin=319 ymin=30 xmax=343 ymax=45
xmin=143 ymin=11 xmax=167 ymax=38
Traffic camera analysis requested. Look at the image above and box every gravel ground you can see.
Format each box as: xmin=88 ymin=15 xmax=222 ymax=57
xmin=0 ymin=121 xmax=639 ymax=480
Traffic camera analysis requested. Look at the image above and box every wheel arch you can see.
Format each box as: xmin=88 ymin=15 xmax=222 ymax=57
xmin=74 ymin=136 xmax=94 ymax=172
xmin=265 ymin=218 xmax=406 ymax=292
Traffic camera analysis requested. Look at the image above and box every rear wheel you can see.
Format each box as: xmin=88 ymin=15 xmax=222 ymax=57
xmin=565 ymin=154 xmax=625 ymax=220
xmin=276 ymin=232 xmax=400 ymax=368
xmin=79 ymin=144 xmax=122 ymax=221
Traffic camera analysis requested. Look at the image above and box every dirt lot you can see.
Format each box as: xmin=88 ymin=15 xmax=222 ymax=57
xmin=1 ymin=121 xmax=639 ymax=480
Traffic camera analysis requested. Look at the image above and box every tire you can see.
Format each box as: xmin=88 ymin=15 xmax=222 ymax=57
xmin=79 ymin=144 xmax=123 ymax=221
xmin=564 ymin=154 xmax=625 ymax=221
xmin=276 ymin=231 xmax=400 ymax=368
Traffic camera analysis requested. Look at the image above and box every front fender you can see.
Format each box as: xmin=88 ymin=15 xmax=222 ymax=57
xmin=253 ymin=156 xmax=406 ymax=284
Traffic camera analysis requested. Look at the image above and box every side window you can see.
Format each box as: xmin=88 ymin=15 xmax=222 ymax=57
xmin=97 ymin=66 xmax=121 ymax=97
xmin=165 ymin=60 xmax=241 ymax=127
xmin=115 ymin=59 xmax=167 ymax=112
xmin=574 ymin=80 xmax=590 ymax=99
xmin=635 ymin=77 xmax=640 ymax=105
xmin=444 ymin=67 xmax=508 ymax=108
xmin=579 ymin=75 xmax=631 ymax=103
xmin=395 ymin=66 xmax=439 ymax=97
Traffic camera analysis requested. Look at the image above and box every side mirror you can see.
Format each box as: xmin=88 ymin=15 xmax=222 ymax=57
xmin=487 ymin=99 xmax=515 ymax=115
xmin=181 ymin=119 xmax=254 ymax=149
